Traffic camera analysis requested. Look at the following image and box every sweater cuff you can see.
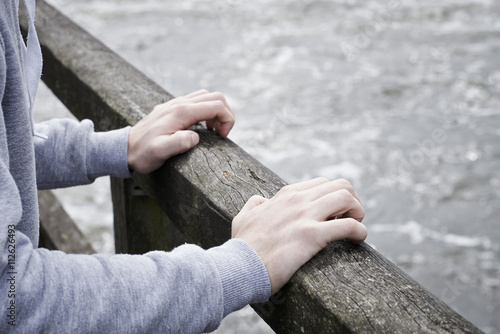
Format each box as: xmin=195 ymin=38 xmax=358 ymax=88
xmin=206 ymin=238 xmax=271 ymax=317
xmin=86 ymin=126 xmax=131 ymax=179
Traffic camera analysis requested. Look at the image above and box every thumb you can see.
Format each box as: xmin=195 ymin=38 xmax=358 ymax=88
xmin=162 ymin=130 xmax=200 ymax=158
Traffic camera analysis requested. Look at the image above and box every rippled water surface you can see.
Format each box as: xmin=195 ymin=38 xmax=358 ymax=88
xmin=35 ymin=0 xmax=500 ymax=332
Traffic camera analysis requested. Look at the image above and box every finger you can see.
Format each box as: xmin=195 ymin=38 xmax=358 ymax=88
xmin=215 ymin=121 xmax=222 ymax=136
xmin=155 ymin=130 xmax=199 ymax=160
xmin=305 ymin=178 xmax=362 ymax=204
xmin=282 ymin=177 xmax=330 ymax=193
xmin=182 ymin=89 xmax=209 ymax=99
xmin=206 ymin=119 xmax=216 ymax=131
xmin=186 ymin=92 xmax=234 ymax=117
xmin=154 ymin=90 xmax=210 ymax=110
xmin=239 ymin=195 xmax=268 ymax=214
xmin=179 ymin=101 xmax=235 ymax=138
xmin=185 ymin=91 xmax=235 ymax=136
xmin=312 ymin=189 xmax=365 ymax=222
xmin=163 ymin=90 xmax=210 ymax=109
xmin=318 ymin=218 xmax=367 ymax=244
xmin=214 ymin=117 xmax=233 ymax=139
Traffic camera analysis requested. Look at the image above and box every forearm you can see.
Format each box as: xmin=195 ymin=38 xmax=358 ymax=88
xmin=34 ymin=118 xmax=131 ymax=189
xmin=0 ymin=231 xmax=270 ymax=333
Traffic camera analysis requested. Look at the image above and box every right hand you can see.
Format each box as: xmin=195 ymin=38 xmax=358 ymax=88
xmin=232 ymin=177 xmax=367 ymax=295
xmin=127 ymin=89 xmax=234 ymax=174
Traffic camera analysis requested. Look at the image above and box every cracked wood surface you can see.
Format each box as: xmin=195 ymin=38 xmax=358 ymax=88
xmin=24 ymin=1 xmax=482 ymax=332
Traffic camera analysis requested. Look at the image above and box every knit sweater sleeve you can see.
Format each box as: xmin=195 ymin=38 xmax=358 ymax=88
xmin=3 ymin=119 xmax=273 ymax=333
xmin=34 ymin=118 xmax=131 ymax=189
xmin=0 ymin=230 xmax=271 ymax=333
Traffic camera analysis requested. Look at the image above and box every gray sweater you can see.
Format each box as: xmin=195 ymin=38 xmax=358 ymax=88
xmin=0 ymin=1 xmax=270 ymax=332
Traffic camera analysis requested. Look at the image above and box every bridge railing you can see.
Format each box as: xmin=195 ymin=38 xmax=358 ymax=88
xmin=26 ymin=1 xmax=481 ymax=333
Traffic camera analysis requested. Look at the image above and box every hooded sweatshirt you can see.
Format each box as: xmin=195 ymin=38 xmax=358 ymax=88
xmin=0 ymin=1 xmax=271 ymax=333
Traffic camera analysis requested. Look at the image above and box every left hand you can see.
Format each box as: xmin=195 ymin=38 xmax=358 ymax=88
xmin=232 ymin=177 xmax=366 ymax=295
xmin=127 ymin=89 xmax=235 ymax=173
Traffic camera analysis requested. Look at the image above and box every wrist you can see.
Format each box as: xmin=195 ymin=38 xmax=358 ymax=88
xmin=206 ymin=239 xmax=271 ymax=316
xmin=88 ymin=126 xmax=131 ymax=179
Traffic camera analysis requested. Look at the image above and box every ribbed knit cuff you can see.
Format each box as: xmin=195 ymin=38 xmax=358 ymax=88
xmin=86 ymin=126 xmax=131 ymax=179
xmin=206 ymin=239 xmax=271 ymax=317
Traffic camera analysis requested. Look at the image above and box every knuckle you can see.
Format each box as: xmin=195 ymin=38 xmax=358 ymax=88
xmin=212 ymin=91 xmax=225 ymax=100
xmin=300 ymin=224 xmax=318 ymax=240
xmin=152 ymin=104 xmax=163 ymax=113
xmin=337 ymin=188 xmax=353 ymax=201
xmin=317 ymin=176 xmax=330 ymax=183
xmin=343 ymin=218 xmax=359 ymax=234
xmin=276 ymin=186 xmax=304 ymax=206
xmin=172 ymin=104 xmax=189 ymax=116
xmin=149 ymin=140 xmax=164 ymax=158
xmin=290 ymin=191 xmax=302 ymax=203
xmin=357 ymin=206 xmax=366 ymax=220
xmin=249 ymin=195 xmax=262 ymax=202
xmin=180 ymin=135 xmax=193 ymax=151
xmin=295 ymin=202 xmax=310 ymax=217
xmin=278 ymin=184 xmax=293 ymax=194
xmin=213 ymin=100 xmax=225 ymax=109
xmin=286 ymin=192 xmax=304 ymax=208
xmin=150 ymin=105 xmax=168 ymax=120
xmin=301 ymin=224 xmax=328 ymax=248
xmin=336 ymin=178 xmax=353 ymax=189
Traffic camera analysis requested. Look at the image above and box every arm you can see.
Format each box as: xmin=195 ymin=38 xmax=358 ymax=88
xmin=3 ymin=163 xmax=268 ymax=333
xmin=35 ymin=89 xmax=234 ymax=188
xmin=35 ymin=119 xmax=131 ymax=189
xmin=1 ymin=225 xmax=270 ymax=333
xmin=1 ymin=87 xmax=261 ymax=333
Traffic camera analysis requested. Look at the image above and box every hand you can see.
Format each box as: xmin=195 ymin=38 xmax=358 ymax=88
xmin=127 ymin=89 xmax=235 ymax=173
xmin=232 ymin=177 xmax=367 ymax=295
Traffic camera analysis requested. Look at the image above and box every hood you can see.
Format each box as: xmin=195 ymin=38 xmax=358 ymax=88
xmin=22 ymin=0 xmax=46 ymax=139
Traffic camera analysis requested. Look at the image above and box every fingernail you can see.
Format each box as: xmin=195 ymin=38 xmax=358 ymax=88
xmin=191 ymin=133 xmax=199 ymax=146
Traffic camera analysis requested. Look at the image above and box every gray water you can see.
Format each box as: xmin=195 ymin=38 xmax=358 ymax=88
xmin=35 ymin=0 xmax=500 ymax=332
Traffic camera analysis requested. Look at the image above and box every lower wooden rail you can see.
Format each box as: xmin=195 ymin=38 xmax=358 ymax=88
xmin=38 ymin=190 xmax=95 ymax=254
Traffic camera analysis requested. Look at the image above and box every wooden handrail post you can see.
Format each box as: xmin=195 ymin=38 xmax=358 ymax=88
xmin=111 ymin=177 xmax=187 ymax=254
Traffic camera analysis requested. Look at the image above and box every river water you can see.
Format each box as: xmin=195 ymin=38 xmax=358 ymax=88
xmin=35 ymin=0 xmax=500 ymax=332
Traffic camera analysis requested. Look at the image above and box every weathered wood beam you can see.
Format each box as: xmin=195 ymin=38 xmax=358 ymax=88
xmin=110 ymin=177 xmax=188 ymax=254
xmin=38 ymin=190 xmax=95 ymax=254
xmin=24 ymin=1 xmax=482 ymax=333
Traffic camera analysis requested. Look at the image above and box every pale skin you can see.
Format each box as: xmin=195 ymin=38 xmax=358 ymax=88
xmin=128 ymin=89 xmax=367 ymax=295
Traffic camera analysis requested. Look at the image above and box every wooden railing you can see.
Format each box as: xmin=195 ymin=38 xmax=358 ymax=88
xmin=38 ymin=190 xmax=95 ymax=255
xmin=27 ymin=1 xmax=482 ymax=333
